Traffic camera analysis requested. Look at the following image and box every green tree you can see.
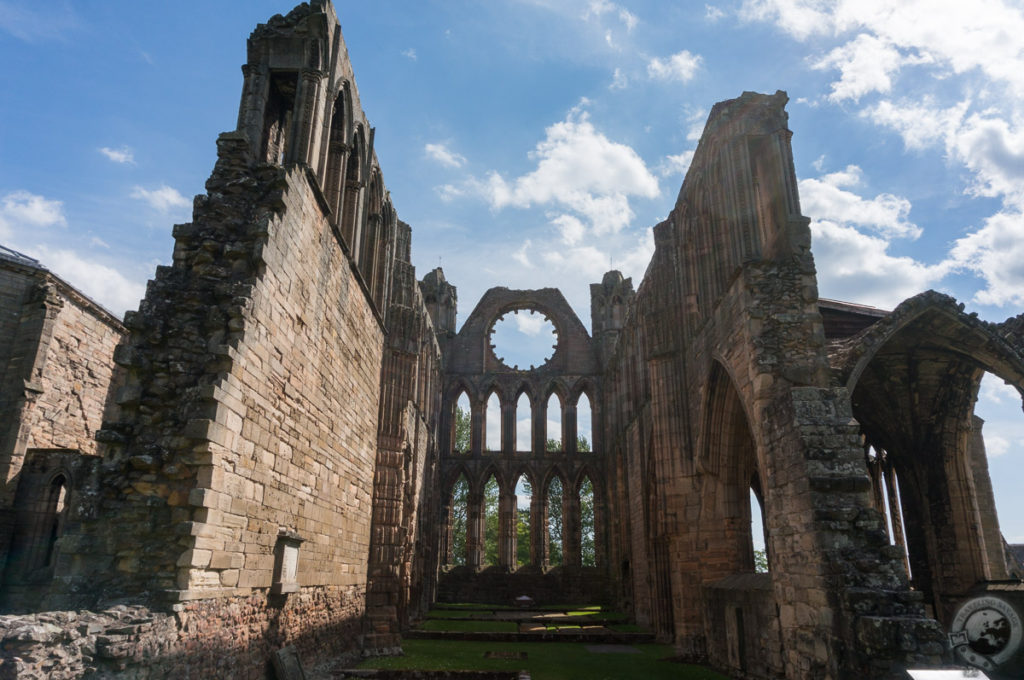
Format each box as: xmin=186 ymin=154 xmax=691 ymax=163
xmin=454 ymin=405 xmax=470 ymax=453
xmin=449 ymin=476 xmax=468 ymax=566
xmin=483 ymin=477 xmax=499 ymax=566
xmin=754 ymin=548 xmax=769 ymax=573
xmin=515 ymin=476 xmax=532 ymax=567
xmin=580 ymin=477 xmax=595 ymax=567
xmin=547 ymin=477 xmax=563 ymax=566
xmin=516 ymin=507 xmax=531 ymax=566
xmin=546 ymin=435 xmax=590 ymax=452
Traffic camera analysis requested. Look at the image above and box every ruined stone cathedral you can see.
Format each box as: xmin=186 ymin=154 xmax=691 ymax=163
xmin=2 ymin=2 xmax=1023 ymax=679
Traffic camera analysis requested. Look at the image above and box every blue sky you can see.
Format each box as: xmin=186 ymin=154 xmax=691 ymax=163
xmin=1 ymin=1 xmax=1023 ymax=544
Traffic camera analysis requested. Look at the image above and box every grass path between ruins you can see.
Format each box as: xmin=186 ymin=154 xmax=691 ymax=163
xmin=356 ymin=639 xmax=729 ymax=679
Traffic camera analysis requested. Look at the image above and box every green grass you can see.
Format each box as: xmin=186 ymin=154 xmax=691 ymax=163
xmin=544 ymin=624 xmax=582 ymax=631
xmin=358 ymin=639 xmax=728 ymax=680
xmin=418 ymin=619 xmax=519 ymax=633
xmin=433 ymin=602 xmax=505 ymax=610
xmin=426 ymin=609 xmax=483 ymax=619
xmin=607 ymin=624 xmax=649 ymax=633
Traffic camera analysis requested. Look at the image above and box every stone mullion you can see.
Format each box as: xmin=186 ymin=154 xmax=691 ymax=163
xmin=470 ymin=398 xmax=484 ymax=457
xmin=498 ymin=490 xmax=517 ymax=569
xmin=530 ymin=493 xmax=545 ymax=567
xmin=237 ymin=64 xmax=270 ymax=162
xmin=882 ymin=457 xmax=910 ymax=577
xmin=564 ymin=402 xmax=578 ymax=454
xmin=532 ymin=397 xmax=546 ymax=455
xmin=466 ymin=491 xmax=483 ymax=568
xmin=501 ymin=400 xmax=515 ymax=454
xmin=289 ymin=69 xmax=323 ymax=166
xmin=563 ymin=490 xmax=581 ymax=567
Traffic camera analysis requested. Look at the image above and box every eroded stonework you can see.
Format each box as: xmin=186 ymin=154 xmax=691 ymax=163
xmin=1 ymin=2 xmax=1022 ymax=680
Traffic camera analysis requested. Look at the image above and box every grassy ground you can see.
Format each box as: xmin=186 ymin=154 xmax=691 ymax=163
xmin=418 ymin=619 xmax=519 ymax=633
xmin=358 ymin=639 xmax=728 ymax=680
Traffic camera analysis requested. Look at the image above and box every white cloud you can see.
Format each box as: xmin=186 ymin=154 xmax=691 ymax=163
xmin=659 ymin=150 xmax=695 ymax=177
xmin=515 ymin=312 xmax=546 ymax=336
xmin=20 ymin=245 xmax=146 ymax=317
xmin=425 ymin=142 xmax=467 ymax=168
xmin=99 ymin=146 xmax=135 ymax=164
xmin=552 ymin=214 xmax=586 ymax=245
xmin=799 ymin=165 xmax=922 ymax=239
xmin=980 ymin=374 xmax=1021 ymax=405
xmin=807 ymin=219 xmax=947 ymax=309
xmin=986 ymin=434 xmax=1010 ymax=457
xmin=618 ymin=8 xmax=638 ymax=31
xmin=685 ymin=108 xmax=708 ymax=141
xmin=131 ymin=185 xmax=190 ymax=213
xmin=583 ymin=0 xmax=636 ymax=31
xmin=0 ymin=190 xmax=66 ymax=239
xmin=401 ymin=48 xmax=417 ymax=60
xmin=647 ymin=50 xmax=702 ymax=82
xmin=705 ymin=5 xmax=726 ymax=22
xmin=812 ymin=34 xmax=906 ymax=103
xmin=949 ymin=210 xmax=1024 ymax=307
xmin=472 ymin=102 xmax=659 ymax=235
xmin=609 ymin=67 xmax=628 ymax=90
xmin=436 ymin=184 xmax=465 ymax=202
xmin=513 ymin=239 xmax=533 ymax=268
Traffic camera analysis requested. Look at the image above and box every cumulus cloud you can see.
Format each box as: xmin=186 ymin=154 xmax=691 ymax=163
xmin=513 ymin=240 xmax=533 ymax=268
xmin=948 ymin=210 xmax=1024 ymax=306
xmin=131 ymin=185 xmax=190 ymax=213
xmin=99 ymin=146 xmax=135 ymax=164
xmin=813 ymin=34 xmax=913 ymax=102
xmin=609 ymin=67 xmax=628 ymax=90
xmin=980 ymin=374 xmax=1021 ymax=405
xmin=659 ymin=151 xmax=695 ymax=177
xmin=647 ymin=50 xmax=702 ymax=82
xmin=471 ymin=101 xmax=659 ymax=235
xmin=807 ymin=219 xmax=947 ymax=309
xmin=515 ymin=311 xmax=546 ymax=336
xmin=799 ymin=165 xmax=921 ymax=239
xmin=20 ymin=245 xmax=146 ymax=317
xmin=0 ymin=190 xmax=66 ymax=238
xmin=425 ymin=142 xmax=467 ymax=168
xmin=583 ymin=0 xmax=637 ymax=31
xmin=401 ymin=48 xmax=417 ymax=61
xmin=705 ymin=5 xmax=726 ymax=22
xmin=552 ymin=214 xmax=586 ymax=245
xmin=798 ymin=168 xmax=949 ymax=307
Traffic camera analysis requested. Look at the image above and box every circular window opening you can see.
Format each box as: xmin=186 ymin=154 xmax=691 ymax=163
xmin=490 ymin=309 xmax=558 ymax=370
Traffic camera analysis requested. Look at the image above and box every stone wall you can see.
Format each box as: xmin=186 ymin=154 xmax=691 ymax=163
xmin=0 ymin=253 xmax=124 ymax=599
xmin=600 ymin=92 xmax=950 ymax=678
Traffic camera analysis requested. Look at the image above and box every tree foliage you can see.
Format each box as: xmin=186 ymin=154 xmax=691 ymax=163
xmin=483 ymin=476 xmax=499 ymax=566
xmin=454 ymin=405 xmax=470 ymax=453
xmin=754 ymin=548 xmax=769 ymax=574
xmin=580 ymin=477 xmax=595 ymax=567
xmin=547 ymin=477 xmax=563 ymax=565
xmin=449 ymin=476 xmax=468 ymax=565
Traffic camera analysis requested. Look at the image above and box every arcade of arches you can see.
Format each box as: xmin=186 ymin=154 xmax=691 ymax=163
xmin=0 ymin=3 xmax=1022 ymax=680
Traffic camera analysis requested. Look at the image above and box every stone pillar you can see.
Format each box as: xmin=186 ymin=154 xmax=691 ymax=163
xmin=531 ymin=492 xmax=546 ymax=567
xmin=235 ymin=63 xmax=270 ymax=162
xmin=883 ymin=458 xmax=910 ymax=577
xmin=563 ymin=490 xmax=581 ymax=567
xmin=501 ymin=399 xmax=515 ymax=455
xmin=288 ymin=68 xmax=323 ymax=166
xmin=499 ymin=489 xmax=517 ymax=569
xmin=532 ymin=398 xmax=546 ymax=455
xmin=565 ymin=402 xmax=578 ymax=454
xmin=471 ymin=399 xmax=484 ymax=457
xmin=467 ymin=491 xmax=483 ymax=568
